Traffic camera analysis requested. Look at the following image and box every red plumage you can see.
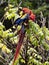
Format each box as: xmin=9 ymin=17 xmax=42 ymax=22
xmin=13 ymin=29 xmax=25 ymax=65
xmin=22 ymin=8 xmax=35 ymax=21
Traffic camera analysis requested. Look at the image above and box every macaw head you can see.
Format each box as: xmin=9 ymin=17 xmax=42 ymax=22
xmin=22 ymin=8 xmax=36 ymax=21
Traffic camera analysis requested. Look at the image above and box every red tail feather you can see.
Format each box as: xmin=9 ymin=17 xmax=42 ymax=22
xmin=13 ymin=29 xmax=25 ymax=65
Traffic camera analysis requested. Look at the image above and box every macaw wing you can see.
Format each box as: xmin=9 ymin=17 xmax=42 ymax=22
xmin=14 ymin=14 xmax=29 ymax=25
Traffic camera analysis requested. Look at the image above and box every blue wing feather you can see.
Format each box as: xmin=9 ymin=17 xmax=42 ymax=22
xmin=15 ymin=14 xmax=29 ymax=25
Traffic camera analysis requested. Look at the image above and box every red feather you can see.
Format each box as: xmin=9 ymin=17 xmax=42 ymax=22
xmin=13 ymin=29 xmax=25 ymax=65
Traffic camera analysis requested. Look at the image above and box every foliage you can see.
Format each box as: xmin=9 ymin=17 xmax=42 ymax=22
xmin=14 ymin=20 xmax=49 ymax=65
xmin=0 ymin=1 xmax=49 ymax=65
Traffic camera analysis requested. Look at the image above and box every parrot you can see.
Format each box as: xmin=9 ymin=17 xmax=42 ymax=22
xmin=12 ymin=8 xmax=36 ymax=65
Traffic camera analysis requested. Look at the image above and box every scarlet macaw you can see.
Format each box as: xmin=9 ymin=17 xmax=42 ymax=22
xmin=13 ymin=8 xmax=35 ymax=65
